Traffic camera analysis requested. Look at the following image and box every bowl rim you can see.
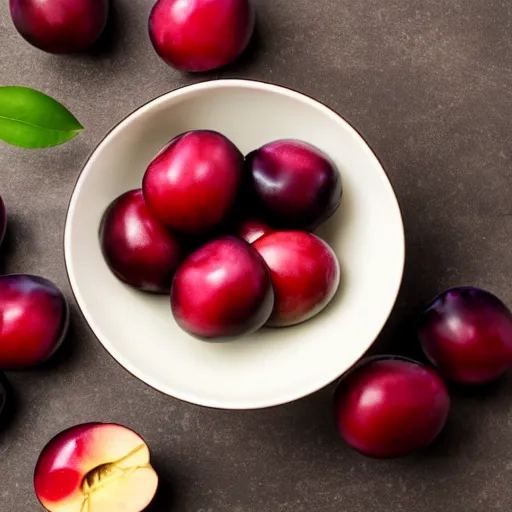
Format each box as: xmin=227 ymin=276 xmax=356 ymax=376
xmin=63 ymin=78 xmax=406 ymax=410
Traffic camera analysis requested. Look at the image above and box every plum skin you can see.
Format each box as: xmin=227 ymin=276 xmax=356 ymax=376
xmin=99 ymin=189 xmax=183 ymax=294
xmin=419 ymin=286 xmax=512 ymax=385
xmin=0 ymin=274 xmax=69 ymax=369
xmin=142 ymin=130 xmax=244 ymax=234
xmin=245 ymin=139 xmax=343 ymax=230
xmin=148 ymin=0 xmax=255 ymax=72
xmin=9 ymin=0 xmax=109 ymax=54
xmin=334 ymin=357 xmax=450 ymax=459
xmin=253 ymin=231 xmax=340 ymax=327
xmin=171 ymin=236 xmax=274 ymax=341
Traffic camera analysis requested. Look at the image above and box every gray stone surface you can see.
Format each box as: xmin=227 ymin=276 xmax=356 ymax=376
xmin=1 ymin=0 xmax=512 ymax=510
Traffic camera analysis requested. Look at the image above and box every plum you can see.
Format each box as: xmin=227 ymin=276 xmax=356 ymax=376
xmin=419 ymin=286 xmax=512 ymax=385
xmin=143 ymin=130 xmax=243 ymax=234
xmin=245 ymin=139 xmax=342 ymax=230
xmin=9 ymin=0 xmax=109 ymax=54
xmin=99 ymin=189 xmax=183 ymax=293
xmin=149 ymin=0 xmax=255 ymax=72
xmin=234 ymin=217 xmax=273 ymax=244
xmin=253 ymin=231 xmax=340 ymax=327
xmin=334 ymin=357 xmax=450 ymax=458
xmin=34 ymin=423 xmax=158 ymax=512
xmin=0 ymin=274 xmax=69 ymax=369
xmin=171 ymin=236 xmax=273 ymax=340
xmin=0 ymin=195 xmax=6 ymax=248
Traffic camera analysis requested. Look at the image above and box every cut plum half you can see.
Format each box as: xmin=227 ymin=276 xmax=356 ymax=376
xmin=34 ymin=423 xmax=158 ymax=512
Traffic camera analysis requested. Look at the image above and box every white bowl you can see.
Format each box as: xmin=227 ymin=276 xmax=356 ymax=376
xmin=64 ymin=79 xmax=405 ymax=410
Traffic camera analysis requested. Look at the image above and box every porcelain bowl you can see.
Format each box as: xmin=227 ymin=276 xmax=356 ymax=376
xmin=64 ymin=79 xmax=405 ymax=409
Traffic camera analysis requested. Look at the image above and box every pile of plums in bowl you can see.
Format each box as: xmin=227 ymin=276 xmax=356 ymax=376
xmin=99 ymin=130 xmax=343 ymax=340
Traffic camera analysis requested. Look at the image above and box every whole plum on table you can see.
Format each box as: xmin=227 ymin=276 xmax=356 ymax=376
xmin=171 ymin=236 xmax=273 ymax=340
xmin=143 ymin=130 xmax=243 ymax=234
xmin=0 ymin=274 xmax=69 ymax=369
xmin=253 ymin=231 xmax=340 ymax=327
xmin=9 ymin=0 xmax=109 ymax=53
xmin=419 ymin=286 xmax=512 ymax=385
xmin=334 ymin=357 xmax=450 ymax=458
xmin=245 ymin=139 xmax=342 ymax=230
xmin=149 ymin=0 xmax=255 ymax=72
xmin=100 ymin=189 xmax=183 ymax=294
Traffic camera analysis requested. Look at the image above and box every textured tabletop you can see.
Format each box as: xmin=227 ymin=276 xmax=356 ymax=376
xmin=1 ymin=1 xmax=511 ymax=511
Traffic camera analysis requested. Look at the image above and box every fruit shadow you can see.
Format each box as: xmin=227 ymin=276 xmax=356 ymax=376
xmin=0 ymin=372 xmax=19 ymax=434
xmin=0 ymin=221 xmax=17 ymax=275
xmin=42 ymin=0 xmax=125 ymax=62
xmin=184 ymin=21 xmax=266 ymax=80
xmin=366 ymin=222 xmax=456 ymax=362
xmin=33 ymin=303 xmax=84 ymax=373
xmin=143 ymin=455 xmax=182 ymax=512
xmin=87 ymin=0 xmax=125 ymax=57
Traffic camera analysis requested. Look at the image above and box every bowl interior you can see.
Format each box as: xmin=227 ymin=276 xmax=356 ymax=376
xmin=65 ymin=80 xmax=404 ymax=409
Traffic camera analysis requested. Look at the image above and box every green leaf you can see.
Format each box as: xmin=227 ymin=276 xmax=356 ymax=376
xmin=0 ymin=86 xmax=83 ymax=148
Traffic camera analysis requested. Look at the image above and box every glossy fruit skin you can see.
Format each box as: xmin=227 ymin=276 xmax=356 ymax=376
xmin=253 ymin=231 xmax=340 ymax=326
xmin=0 ymin=195 xmax=6 ymax=247
xmin=419 ymin=286 xmax=512 ymax=385
xmin=245 ymin=139 xmax=342 ymax=230
xmin=0 ymin=274 xmax=69 ymax=369
xmin=9 ymin=0 xmax=109 ymax=54
xmin=100 ymin=189 xmax=183 ymax=293
xmin=143 ymin=131 xmax=243 ymax=234
xmin=149 ymin=0 xmax=255 ymax=72
xmin=334 ymin=358 xmax=450 ymax=459
xmin=235 ymin=217 xmax=273 ymax=244
xmin=171 ymin=236 xmax=273 ymax=340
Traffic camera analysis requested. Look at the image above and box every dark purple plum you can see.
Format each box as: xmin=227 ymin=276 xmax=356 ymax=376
xmin=334 ymin=357 xmax=450 ymax=459
xmin=419 ymin=286 xmax=512 ymax=385
xmin=149 ymin=0 xmax=255 ymax=72
xmin=0 ymin=274 xmax=69 ymax=370
xmin=171 ymin=236 xmax=274 ymax=340
xmin=253 ymin=231 xmax=340 ymax=326
xmin=100 ymin=189 xmax=183 ymax=294
xmin=245 ymin=139 xmax=342 ymax=230
xmin=143 ymin=131 xmax=243 ymax=234
xmin=0 ymin=195 xmax=6 ymax=247
xmin=9 ymin=0 xmax=109 ymax=54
